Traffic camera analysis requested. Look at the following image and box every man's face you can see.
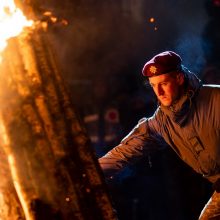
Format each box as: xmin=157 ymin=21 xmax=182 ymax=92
xmin=149 ymin=73 xmax=184 ymax=106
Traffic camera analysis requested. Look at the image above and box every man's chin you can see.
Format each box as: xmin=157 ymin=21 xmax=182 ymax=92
xmin=160 ymin=99 xmax=172 ymax=107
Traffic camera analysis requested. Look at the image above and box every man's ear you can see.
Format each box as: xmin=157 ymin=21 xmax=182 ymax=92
xmin=176 ymin=72 xmax=184 ymax=85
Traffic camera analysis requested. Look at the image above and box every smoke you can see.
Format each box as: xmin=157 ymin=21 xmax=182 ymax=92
xmin=169 ymin=0 xmax=208 ymax=76
xmin=174 ymin=34 xmax=206 ymax=76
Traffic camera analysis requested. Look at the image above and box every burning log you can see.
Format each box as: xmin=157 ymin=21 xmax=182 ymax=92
xmin=0 ymin=146 xmax=25 ymax=219
xmin=0 ymin=2 xmax=116 ymax=220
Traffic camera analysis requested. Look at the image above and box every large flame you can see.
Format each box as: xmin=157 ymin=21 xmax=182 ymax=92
xmin=0 ymin=0 xmax=33 ymax=61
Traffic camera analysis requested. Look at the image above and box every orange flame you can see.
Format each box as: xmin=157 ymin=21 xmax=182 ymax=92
xmin=0 ymin=0 xmax=33 ymax=62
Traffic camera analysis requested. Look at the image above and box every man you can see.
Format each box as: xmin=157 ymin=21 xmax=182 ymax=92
xmin=99 ymin=51 xmax=220 ymax=220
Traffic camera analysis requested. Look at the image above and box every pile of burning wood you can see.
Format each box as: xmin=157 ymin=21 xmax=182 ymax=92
xmin=0 ymin=1 xmax=115 ymax=219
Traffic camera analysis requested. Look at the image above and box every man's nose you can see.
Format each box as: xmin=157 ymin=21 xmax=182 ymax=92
xmin=156 ymin=85 xmax=164 ymax=96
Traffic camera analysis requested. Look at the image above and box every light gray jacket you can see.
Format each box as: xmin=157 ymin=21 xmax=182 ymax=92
xmin=99 ymin=71 xmax=220 ymax=183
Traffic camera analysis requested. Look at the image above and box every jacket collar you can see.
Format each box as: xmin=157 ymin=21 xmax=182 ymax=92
xmin=160 ymin=70 xmax=202 ymax=126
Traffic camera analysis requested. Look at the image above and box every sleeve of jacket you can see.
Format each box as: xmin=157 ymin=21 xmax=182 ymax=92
xmin=98 ymin=116 xmax=166 ymax=178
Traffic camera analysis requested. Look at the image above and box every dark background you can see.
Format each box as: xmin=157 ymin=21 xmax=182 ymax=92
xmin=37 ymin=0 xmax=220 ymax=104
xmin=31 ymin=0 xmax=220 ymax=219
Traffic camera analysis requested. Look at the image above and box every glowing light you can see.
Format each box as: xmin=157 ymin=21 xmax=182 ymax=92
xmin=0 ymin=0 xmax=33 ymax=61
xmin=149 ymin=17 xmax=155 ymax=23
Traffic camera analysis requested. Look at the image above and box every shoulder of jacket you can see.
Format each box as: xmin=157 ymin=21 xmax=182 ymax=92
xmin=201 ymin=84 xmax=220 ymax=90
xmin=198 ymin=84 xmax=220 ymax=97
xmin=146 ymin=107 xmax=165 ymax=132
xmin=150 ymin=106 xmax=164 ymax=121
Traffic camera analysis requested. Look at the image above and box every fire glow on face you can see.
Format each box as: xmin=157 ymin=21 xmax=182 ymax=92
xmin=0 ymin=0 xmax=33 ymax=61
